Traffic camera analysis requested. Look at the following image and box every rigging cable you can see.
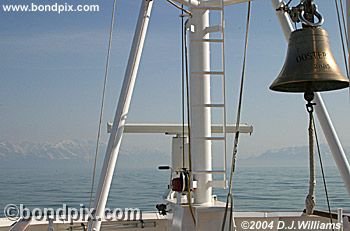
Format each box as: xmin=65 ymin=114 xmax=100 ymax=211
xmin=181 ymin=4 xmax=185 ymax=168
xmin=221 ymin=2 xmax=251 ymax=231
xmin=313 ymin=115 xmax=334 ymax=229
xmin=167 ymin=0 xmax=194 ymax=223
xmin=88 ymin=0 xmax=118 ymax=210
xmin=336 ymin=0 xmax=350 ymax=101
xmin=184 ymin=18 xmax=197 ymax=226
xmin=165 ymin=0 xmax=191 ymax=168
xmin=338 ymin=0 xmax=349 ymax=50
xmin=165 ymin=0 xmax=192 ymax=16
xmin=334 ymin=0 xmax=349 ymax=80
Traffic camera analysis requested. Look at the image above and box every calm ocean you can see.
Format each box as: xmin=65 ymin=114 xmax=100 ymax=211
xmin=0 ymin=160 xmax=349 ymax=217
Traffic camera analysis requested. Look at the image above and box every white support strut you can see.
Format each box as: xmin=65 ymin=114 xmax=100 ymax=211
xmin=272 ymin=0 xmax=350 ymax=196
xmin=313 ymin=95 xmax=350 ymax=195
xmin=88 ymin=1 xmax=154 ymax=230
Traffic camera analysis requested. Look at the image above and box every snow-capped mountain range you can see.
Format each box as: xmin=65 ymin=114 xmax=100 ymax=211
xmin=0 ymin=140 xmax=169 ymax=169
xmin=0 ymin=140 xmax=348 ymax=167
xmin=0 ymin=140 xmax=99 ymax=160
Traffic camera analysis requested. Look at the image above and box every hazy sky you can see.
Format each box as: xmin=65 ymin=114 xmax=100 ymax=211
xmin=1 ymin=0 xmax=349 ymax=157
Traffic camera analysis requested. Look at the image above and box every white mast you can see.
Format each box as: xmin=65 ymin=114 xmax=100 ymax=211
xmin=188 ymin=8 xmax=213 ymax=204
xmin=176 ymin=0 xmax=252 ymax=207
xmin=89 ymin=1 xmax=153 ymax=230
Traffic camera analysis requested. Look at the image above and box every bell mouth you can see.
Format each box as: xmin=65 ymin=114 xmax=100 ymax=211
xmin=269 ymin=79 xmax=350 ymax=93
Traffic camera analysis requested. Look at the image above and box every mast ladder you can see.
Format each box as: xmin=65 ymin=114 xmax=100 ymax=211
xmin=191 ymin=0 xmax=228 ymax=189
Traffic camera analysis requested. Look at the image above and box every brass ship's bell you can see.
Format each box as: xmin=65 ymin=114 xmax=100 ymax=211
xmin=270 ymin=27 xmax=349 ymax=93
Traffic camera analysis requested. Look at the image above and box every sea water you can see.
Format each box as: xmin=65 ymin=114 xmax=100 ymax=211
xmin=0 ymin=160 xmax=349 ymax=217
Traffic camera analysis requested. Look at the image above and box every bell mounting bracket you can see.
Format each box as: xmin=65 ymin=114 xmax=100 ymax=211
xmin=277 ymin=0 xmax=324 ymax=27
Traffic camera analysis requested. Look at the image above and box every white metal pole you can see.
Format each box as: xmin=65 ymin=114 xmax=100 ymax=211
xmin=89 ymin=1 xmax=153 ymax=230
xmin=313 ymin=94 xmax=350 ymax=195
xmin=272 ymin=0 xmax=350 ymax=196
xmin=189 ymin=8 xmax=213 ymax=204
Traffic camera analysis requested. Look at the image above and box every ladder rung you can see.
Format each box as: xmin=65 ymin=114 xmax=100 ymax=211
xmin=192 ymin=38 xmax=224 ymax=43
xmin=192 ymin=170 xmax=225 ymax=174
xmin=191 ymin=71 xmax=224 ymax=75
xmin=205 ymin=25 xmax=223 ymax=34
xmin=204 ymin=103 xmax=225 ymax=108
xmin=203 ymin=136 xmax=225 ymax=141
xmin=210 ymin=180 xmax=227 ymax=188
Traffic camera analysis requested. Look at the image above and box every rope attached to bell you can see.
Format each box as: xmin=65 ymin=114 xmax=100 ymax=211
xmin=303 ymin=91 xmax=335 ymax=225
xmin=304 ymin=91 xmax=316 ymax=215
